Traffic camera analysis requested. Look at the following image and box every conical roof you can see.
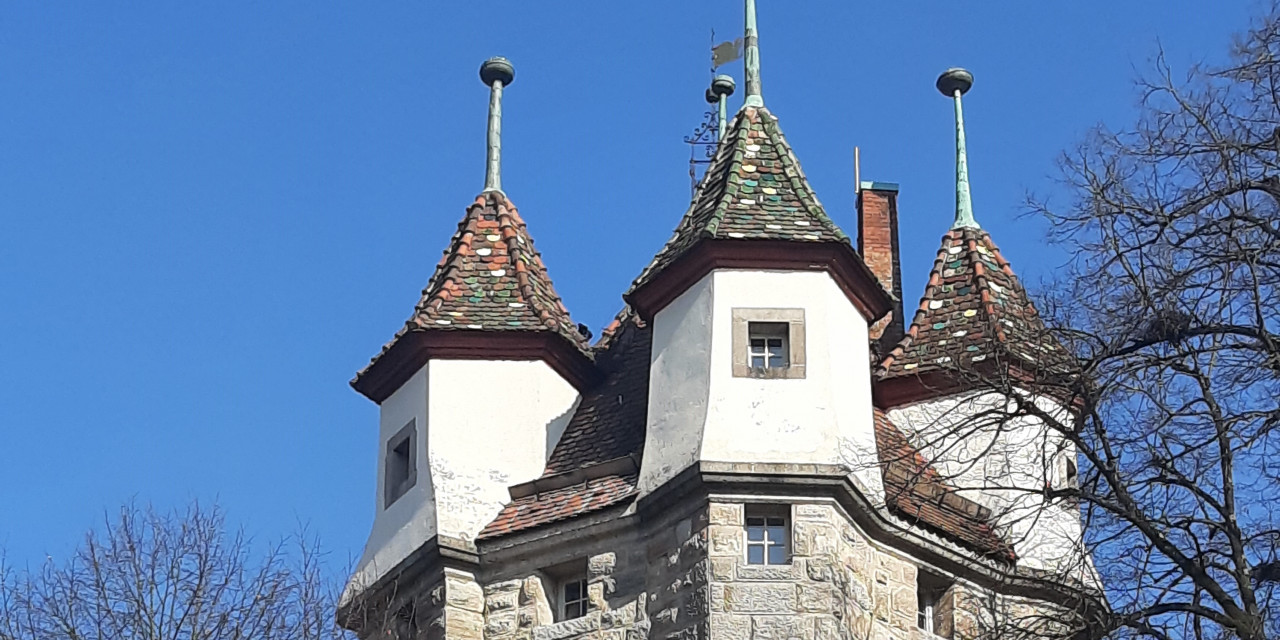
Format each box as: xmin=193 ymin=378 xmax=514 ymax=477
xmin=627 ymin=106 xmax=890 ymax=320
xmin=878 ymin=226 xmax=1072 ymax=384
xmin=632 ymin=106 xmax=847 ymax=288
xmin=352 ymin=191 xmax=591 ymax=399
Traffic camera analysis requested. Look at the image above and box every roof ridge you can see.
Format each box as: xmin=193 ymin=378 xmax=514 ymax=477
xmin=965 ymin=231 xmax=1009 ymax=344
xmin=492 ymin=194 xmax=583 ymax=335
xmin=878 ymin=231 xmax=953 ymax=373
xmin=878 ymin=226 xmax=1073 ymax=384
xmin=629 ymin=105 xmax=856 ymax=294
xmin=758 ymin=108 xmax=845 ymax=240
xmin=702 ymin=109 xmax=751 ymax=238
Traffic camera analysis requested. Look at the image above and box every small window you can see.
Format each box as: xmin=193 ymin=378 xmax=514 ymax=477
xmin=560 ymin=577 xmax=588 ymax=620
xmin=748 ymin=322 xmax=790 ymax=370
xmin=542 ymin=560 xmax=589 ymax=622
xmin=384 ymin=419 xmax=417 ymax=508
xmin=917 ymin=572 xmax=952 ymax=637
xmin=744 ymin=505 xmax=789 ymax=565
xmin=731 ymin=308 xmax=806 ymax=379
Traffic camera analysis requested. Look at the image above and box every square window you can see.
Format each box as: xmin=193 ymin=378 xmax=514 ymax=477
xmin=748 ymin=322 xmax=790 ymax=370
xmin=560 ymin=577 xmax=588 ymax=620
xmin=744 ymin=506 xmax=790 ymax=565
xmin=732 ymin=309 xmax=805 ymax=379
xmin=542 ymin=559 xmax=589 ymax=622
xmin=384 ymin=419 xmax=417 ymax=508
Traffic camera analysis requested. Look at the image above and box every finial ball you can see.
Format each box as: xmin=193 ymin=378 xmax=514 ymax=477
xmin=936 ymin=68 xmax=973 ymax=97
xmin=480 ymin=57 xmax=515 ymax=87
xmin=709 ymin=74 xmax=736 ymax=101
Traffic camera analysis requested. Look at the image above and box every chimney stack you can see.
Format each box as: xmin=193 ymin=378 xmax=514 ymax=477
xmin=857 ymin=181 xmax=906 ymax=350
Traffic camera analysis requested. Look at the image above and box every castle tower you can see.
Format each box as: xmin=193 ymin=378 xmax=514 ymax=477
xmin=340 ymin=7 xmax=1100 ymax=640
xmin=339 ymin=57 xmax=595 ymax=638
xmin=876 ymin=68 xmax=1088 ymax=577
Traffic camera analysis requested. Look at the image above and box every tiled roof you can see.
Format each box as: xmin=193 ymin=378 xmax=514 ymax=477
xmin=354 ymin=191 xmax=589 ymax=387
xmin=477 ymin=473 xmax=637 ymax=540
xmin=545 ymin=309 xmax=650 ymax=474
xmin=878 ymin=227 xmax=1072 ymax=380
xmin=631 ymin=106 xmax=848 ymax=291
xmin=874 ymin=408 xmax=1017 ymax=562
xmin=478 ymin=310 xmax=651 ymax=540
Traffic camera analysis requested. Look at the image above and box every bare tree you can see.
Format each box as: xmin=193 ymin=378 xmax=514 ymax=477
xmin=0 ymin=503 xmax=355 ymax=640
xmin=893 ymin=6 xmax=1280 ymax=640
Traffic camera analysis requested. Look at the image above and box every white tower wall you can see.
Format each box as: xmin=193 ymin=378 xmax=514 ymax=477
xmin=887 ymin=392 xmax=1084 ymax=574
xmin=344 ymin=358 xmax=579 ymax=599
xmin=639 ymin=269 xmax=884 ymax=502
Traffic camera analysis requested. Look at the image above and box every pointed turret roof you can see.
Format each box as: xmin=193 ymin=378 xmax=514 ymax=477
xmin=351 ymin=58 xmax=595 ymax=402
xmin=352 ymin=192 xmax=592 ymax=400
xmin=625 ymin=0 xmax=890 ymax=321
xmin=626 ymin=104 xmax=890 ymax=321
xmin=877 ymin=226 xmax=1070 ymax=382
xmin=875 ymin=69 xmax=1073 ymax=406
xmin=633 ymin=105 xmax=848 ymax=284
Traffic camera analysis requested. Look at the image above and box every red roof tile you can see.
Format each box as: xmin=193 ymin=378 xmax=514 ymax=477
xmin=353 ymin=191 xmax=589 ymax=390
xmin=477 ymin=473 xmax=637 ymax=540
xmin=478 ymin=310 xmax=650 ymax=539
xmin=878 ymin=227 xmax=1072 ymax=381
xmin=874 ymin=408 xmax=1016 ymax=562
xmin=631 ymin=106 xmax=850 ymax=291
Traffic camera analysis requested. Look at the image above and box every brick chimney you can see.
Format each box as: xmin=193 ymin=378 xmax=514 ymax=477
xmin=857 ymin=181 xmax=906 ymax=351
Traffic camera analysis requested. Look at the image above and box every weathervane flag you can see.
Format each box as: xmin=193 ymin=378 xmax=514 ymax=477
xmin=712 ymin=38 xmax=743 ymax=68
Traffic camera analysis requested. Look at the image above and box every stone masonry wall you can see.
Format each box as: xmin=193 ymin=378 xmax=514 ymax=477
xmin=481 ymin=544 xmax=651 ymax=640
xmin=475 ymin=499 xmax=1076 ymax=640
xmin=706 ymin=501 xmax=926 ymax=640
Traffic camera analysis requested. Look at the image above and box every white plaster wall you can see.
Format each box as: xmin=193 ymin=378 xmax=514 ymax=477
xmin=701 ymin=270 xmax=882 ymax=500
xmin=427 ymin=358 xmax=579 ymax=540
xmin=887 ymin=392 xmax=1087 ymax=577
xmin=638 ymin=269 xmax=882 ymax=503
xmin=343 ymin=366 xmax=433 ymax=603
xmin=638 ymin=273 xmax=715 ymax=495
xmin=343 ymin=359 xmax=579 ymax=603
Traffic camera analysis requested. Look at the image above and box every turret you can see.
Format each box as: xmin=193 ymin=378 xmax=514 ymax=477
xmin=627 ymin=0 xmax=893 ymax=504
xmin=876 ymin=68 xmax=1083 ymax=573
xmin=341 ymin=57 xmax=594 ymax=625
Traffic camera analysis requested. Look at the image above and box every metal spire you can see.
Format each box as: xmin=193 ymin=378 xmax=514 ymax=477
xmin=937 ymin=68 xmax=977 ymax=228
xmin=708 ymin=75 xmax=736 ymax=140
xmin=743 ymin=0 xmax=763 ymax=107
xmin=480 ymin=57 xmax=515 ymax=193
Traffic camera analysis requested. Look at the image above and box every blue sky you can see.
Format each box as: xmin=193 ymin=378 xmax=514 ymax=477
xmin=0 ymin=2 xmax=1257 ymax=570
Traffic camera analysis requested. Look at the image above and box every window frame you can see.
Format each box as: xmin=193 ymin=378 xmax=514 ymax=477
xmin=558 ymin=576 xmax=589 ymax=621
xmin=743 ymin=504 xmax=791 ymax=566
xmin=383 ymin=419 xmax=418 ymax=509
xmin=731 ymin=308 xmax=806 ymax=379
xmin=916 ymin=571 xmax=953 ymax=638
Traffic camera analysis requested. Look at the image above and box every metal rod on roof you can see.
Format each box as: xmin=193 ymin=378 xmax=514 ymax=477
xmin=937 ymin=68 xmax=979 ymax=229
xmin=709 ymin=75 xmax=736 ymax=140
xmin=480 ymin=57 xmax=515 ymax=193
xmin=743 ymin=0 xmax=763 ymax=108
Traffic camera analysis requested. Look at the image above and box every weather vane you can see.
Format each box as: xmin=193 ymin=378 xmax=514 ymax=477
xmin=683 ymin=30 xmax=741 ymax=195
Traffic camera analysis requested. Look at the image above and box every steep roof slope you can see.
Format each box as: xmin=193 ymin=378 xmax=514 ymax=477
xmin=878 ymin=227 xmax=1072 ymax=381
xmin=478 ymin=310 xmax=650 ymax=540
xmin=627 ymin=105 xmax=890 ymax=321
xmin=353 ymin=191 xmax=590 ymax=396
xmin=874 ymin=408 xmax=1016 ymax=562
xmin=632 ymin=106 xmax=847 ymax=286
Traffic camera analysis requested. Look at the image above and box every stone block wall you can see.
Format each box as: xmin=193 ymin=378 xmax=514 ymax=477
xmin=481 ymin=545 xmax=649 ymax=640
xmin=464 ymin=498 xmax=1076 ymax=640
xmin=706 ymin=501 xmax=924 ymax=640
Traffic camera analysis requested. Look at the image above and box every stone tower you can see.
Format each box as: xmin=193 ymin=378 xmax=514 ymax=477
xmin=339 ymin=4 xmax=1101 ymax=640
